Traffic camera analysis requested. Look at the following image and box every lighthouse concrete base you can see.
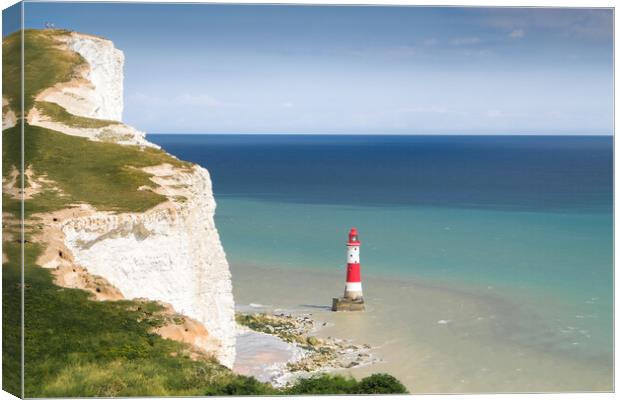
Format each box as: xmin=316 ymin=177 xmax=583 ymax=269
xmin=331 ymin=297 xmax=365 ymax=312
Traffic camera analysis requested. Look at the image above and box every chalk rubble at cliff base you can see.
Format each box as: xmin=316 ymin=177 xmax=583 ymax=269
xmin=235 ymin=312 xmax=380 ymax=386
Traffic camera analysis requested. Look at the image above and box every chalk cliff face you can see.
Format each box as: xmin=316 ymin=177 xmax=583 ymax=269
xmin=42 ymin=32 xmax=124 ymax=121
xmin=66 ymin=33 xmax=124 ymax=121
xmin=62 ymin=165 xmax=236 ymax=367
xmin=32 ymin=32 xmax=237 ymax=367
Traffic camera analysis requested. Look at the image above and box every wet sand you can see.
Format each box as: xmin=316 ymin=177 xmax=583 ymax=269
xmin=231 ymin=263 xmax=612 ymax=394
xmin=233 ymin=329 xmax=304 ymax=385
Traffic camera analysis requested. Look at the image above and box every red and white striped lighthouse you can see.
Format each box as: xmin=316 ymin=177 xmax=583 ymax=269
xmin=332 ymin=227 xmax=365 ymax=311
xmin=344 ymin=227 xmax=363 ymax=300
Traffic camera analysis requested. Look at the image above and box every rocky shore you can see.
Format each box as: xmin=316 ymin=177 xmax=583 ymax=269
xmin=235 ymin=312 xmax=380 ymax=385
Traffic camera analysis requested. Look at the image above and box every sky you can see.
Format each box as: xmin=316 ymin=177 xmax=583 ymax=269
xmin=6 ymin=2 xmax=615 ymax=134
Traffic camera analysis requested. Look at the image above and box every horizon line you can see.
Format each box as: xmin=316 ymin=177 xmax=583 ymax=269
xmin=145 ymin=132 xmax=615 ymax=136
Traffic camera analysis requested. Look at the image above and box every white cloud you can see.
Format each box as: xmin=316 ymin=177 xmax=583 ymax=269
xmin=423 ymin=37 xmax=438 ymax=46
xmin=450 ymin=36 xmax=481 ymax=46
xmin=509 ymin=29 xmax=525 ymax=39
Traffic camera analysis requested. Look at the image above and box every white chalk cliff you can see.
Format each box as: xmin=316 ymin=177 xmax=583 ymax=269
xmin=44 ymin=32 xmax=124 ymax=121
xmin=29 ymin=32 xmax=154 ymax=148
xmin=34 ymin=32 xmax=237 ymax=367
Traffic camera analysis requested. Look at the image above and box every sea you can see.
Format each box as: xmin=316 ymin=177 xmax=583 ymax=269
xmin=149 ymin=134 xmax=613 ymax=393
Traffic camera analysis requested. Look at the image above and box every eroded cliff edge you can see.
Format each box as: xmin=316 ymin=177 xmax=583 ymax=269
xmin=60 ymin=163 xmax=236 ymax=367
xmin=4 ymin=30 xmax=236 ymax=367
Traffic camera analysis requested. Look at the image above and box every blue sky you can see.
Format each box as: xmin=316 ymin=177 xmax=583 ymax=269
xmin=12 ymin=3 xmax=615 ymax=134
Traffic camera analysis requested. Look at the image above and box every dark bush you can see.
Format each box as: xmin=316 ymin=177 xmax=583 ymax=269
xmin=357 ymin=373 xmax=409 ymax=394
xmin=285 ymin=373 xmax=408 ymax=395
xmin=285 ymin=374 xmax=358 ymax=394
xmin=221 ymin=376 xmax=273 ymax=396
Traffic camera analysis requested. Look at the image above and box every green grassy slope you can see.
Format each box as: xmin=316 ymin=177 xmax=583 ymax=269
xmin=3 ymin=29 xmax=84 ymax=115
xmin=2 ymin=25 xmax=24 ymax=399
xmin=35 ymin=101 xmax=121 ymax=129
xmin=2 ymin=241 xmax=22 ymax=397
xmin=3 ymin=122 xmax=192 ymax=216
xmin=3 ymin=240 xmax=275 ymax=397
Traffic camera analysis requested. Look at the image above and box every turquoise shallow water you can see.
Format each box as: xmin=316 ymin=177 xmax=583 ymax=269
xmin=149 ymin=134 xmax=613 ymax=388
xmin=216 ymin=198 xmax=612 ymax=364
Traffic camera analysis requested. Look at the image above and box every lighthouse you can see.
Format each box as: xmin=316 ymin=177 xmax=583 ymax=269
xmin=332 ymin=227 xmax=365 ymax=311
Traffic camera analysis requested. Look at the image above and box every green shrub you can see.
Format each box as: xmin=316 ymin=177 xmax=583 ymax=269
xmin=218 ymin=376 xmax=274 ymax=396
xmin=357 ymin=373 xmax=409 ymax=394
xmin=285 ymin=373 xmax=408 ymax=395
xmin=285 ymin=374 xmax=359 ymax=395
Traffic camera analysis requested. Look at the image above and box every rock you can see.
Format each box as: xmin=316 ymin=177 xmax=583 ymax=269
xmin=64 ymin=32 xmax=124 ymax=121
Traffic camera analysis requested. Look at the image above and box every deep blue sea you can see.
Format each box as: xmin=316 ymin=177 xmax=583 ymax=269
xmin=149 ymin=134 xmax=613 ymax=369
xmin=151 ymin=134 xmax=612 ymax=212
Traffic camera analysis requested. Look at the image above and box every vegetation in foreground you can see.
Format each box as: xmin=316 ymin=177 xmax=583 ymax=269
xmin=287 ymin=374 xmax=408 ymax=395
xmin=4 ymin=240 xmax=257 ymax=397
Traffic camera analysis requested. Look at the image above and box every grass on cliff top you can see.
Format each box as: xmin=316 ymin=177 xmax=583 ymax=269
xmin=2 ymin=123 xmax=191 ymax=215
xmin=35 ymin=101 xmax=121 ymax=129
xmin=3 ymin=29 xmax=83 ymax=114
